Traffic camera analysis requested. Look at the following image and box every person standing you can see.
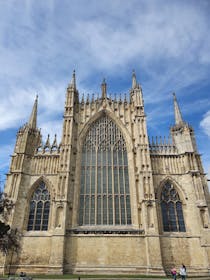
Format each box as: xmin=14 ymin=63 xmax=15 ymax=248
xmin=171 ymin=266 xmax=177 ymax=280
xmin=180 ymin=264 xmax=187 ymax=280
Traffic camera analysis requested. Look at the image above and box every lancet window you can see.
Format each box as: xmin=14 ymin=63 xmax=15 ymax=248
xmin=79 ymin=114 xmax=131 ymax=226
xmin=161 ymin=181 xmax=185 ymax=232
xmin=27 ymin=181 xmax=50 ymax=231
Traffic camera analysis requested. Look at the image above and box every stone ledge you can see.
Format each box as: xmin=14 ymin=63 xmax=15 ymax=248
xmin=66 ymin=228 xmax=145 ymax=235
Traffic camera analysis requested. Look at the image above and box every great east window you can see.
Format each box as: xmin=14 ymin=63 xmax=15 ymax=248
xmin=161 ymin=181 xmax=186 ymax=232
xmin=79 ymin=114 xmax=131 ymax=226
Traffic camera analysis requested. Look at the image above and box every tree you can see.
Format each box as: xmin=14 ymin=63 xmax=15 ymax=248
xmin=0 ymin=191 xmax=20 ymax=255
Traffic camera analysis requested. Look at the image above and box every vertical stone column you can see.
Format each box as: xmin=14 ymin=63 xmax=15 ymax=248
xmin=130 ymin=73 xmax=164 ymax=274
xmin=48 ymin=73 xmax=79 ymax=274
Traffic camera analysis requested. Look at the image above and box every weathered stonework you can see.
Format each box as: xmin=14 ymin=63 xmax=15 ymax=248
xmin=1 ymin=72 xmax=210 ymax=276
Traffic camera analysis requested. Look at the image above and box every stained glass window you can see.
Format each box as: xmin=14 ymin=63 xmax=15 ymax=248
xmin=161 ymin=182 xmax=186 ymax=232
xmin=79 ymin=114 xmax=131 ymax=226
xmin=27 ymin=182 xmax=50 ymax=231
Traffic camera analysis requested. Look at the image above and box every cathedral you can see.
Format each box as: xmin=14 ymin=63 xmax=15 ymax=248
xmin=1 ymin=71 xmax=210 ymax=276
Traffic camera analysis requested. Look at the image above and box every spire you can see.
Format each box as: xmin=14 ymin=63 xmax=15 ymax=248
xmin=44 ymin=134 xmax=51 ymax=151
xmin=51 ymin=134 xmax=58 ymax=150
xmin=37 ymin=133 xmax=43 ymax=152
xmin=124 ymin=93 xmax=127 ymax=103
xmin=81 ymin=93 xmax=84 ymax=104
xmin=28 ymin=95 xmax=38 ymax=129
xmin=101 ymin=78 xmax=107 ymax=99
xmin=91 ymin=93 xmax=95 ymax=103
xmin=86 ymin=93 xmax=90 ymax=104
xmin=173 ymin=93 xmax=184 ymax=125
xmin=70 ymin=70 xmax=76 ymax=89
xmin=132 ymin=70 xmax=138 ymax=89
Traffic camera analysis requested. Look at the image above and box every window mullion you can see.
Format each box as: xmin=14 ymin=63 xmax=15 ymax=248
xmin=117 ymin=148 xmax=121 ymax=225
xmin=122 ymin=149 xmax=127 ymax=224
xmin=95 ymin=148 xmax=98 ymax=225
xmin=111 ymin=147 xmax=115 ymax=225
xmin=33 ymin=202 xmax=37 ymax=230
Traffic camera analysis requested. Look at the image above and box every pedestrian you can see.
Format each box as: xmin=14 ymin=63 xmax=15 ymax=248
xmin=171 ymin=266 xmax=177 ymax=280
xmin=180 ymin=264 xmax=187 ymax=280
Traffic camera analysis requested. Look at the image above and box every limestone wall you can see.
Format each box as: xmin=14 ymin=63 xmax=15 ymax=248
xmin=160 ymin=236 xmax=209 ymax=275
xmin=64 ymin=235 xmax=164 ymax=275
xmin=17 ymin=235 xmax=52 ymax=274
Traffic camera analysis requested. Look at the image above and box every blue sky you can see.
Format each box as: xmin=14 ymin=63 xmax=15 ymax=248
xmin=0 ymin=0 xmax=210 ymax=186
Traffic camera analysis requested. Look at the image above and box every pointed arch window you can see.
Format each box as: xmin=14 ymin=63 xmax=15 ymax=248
xmin=161 ymin=181 xmax=185 ymax=232
xmin=27 ymin=181 xmax=50 ymax=231
xmin=79 ymin=114 xmax=131 ymax=226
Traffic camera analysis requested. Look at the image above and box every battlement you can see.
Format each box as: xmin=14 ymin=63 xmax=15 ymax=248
xmin=149 ymin=136 xmax=177 ymax=154
xmin=35 ymin=134 xmax=61 ymax=154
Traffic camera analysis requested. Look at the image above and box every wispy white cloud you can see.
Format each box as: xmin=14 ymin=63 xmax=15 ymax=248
xmin=40 ymin=120 xmax=62 ymax=144
xmin=0 ymin=0 xmax=210 ymax=177
xmin=0 ymin=142 xmax=15 ymax=186
xmin=0 ymin=142 xmax=14 ymax=172
xmin=0 ymin=83 xmax=64 ymax=130
xmin=200 ymin=111 xmax=210 ymax=138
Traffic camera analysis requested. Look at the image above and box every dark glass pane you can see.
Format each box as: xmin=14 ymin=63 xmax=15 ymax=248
xmin=176 ymin=202 xmax=186 ymax=232
xmin=40 ymin=182 xmax=45 ymax=190
xmin=114 ymin=167 xmax=118 ymax=193
xmin=123 ymin=152 xmax=128 ymax=165
xmin=119 ymin=167 xmax=124 ymax=193
xmin=124 ymin=168 xmax=129 ymax=193
xmin=97 ymin=168 xmax=101 ymax=193
xmin=115 ymin=196 xmax=120 ymax=224
xmin=108 ymin=167 xmax=112 ymax=194
xmin=91 ymin=167 xmax=95 ymax=193
xmin=92 ymin=150 xmax=96 ymax=166
xmin=86 ymin=151 xmax=91 ymax=166
xmin=42 ymin=225 xmax=48 ymax=230
xmin=86 ymin=168 xmax=90 ymax=193
xmin=118 ymin=152 xmax=123 ymax=166
xmin=29 ymin=201 xmax=35 ymax=212
xmin=90 ymin=196 xmax=95 ymax=224
xmin=79 ymin=196 xmax=84 ymax=225
xmin=42 ymin=201 xmax=50 ymax=230
xmin=28 ymin=217 xmax=34 ymax=224
xmin=126 ymin=196 xmax=132 ymax=224
xmin=108 ymin=196 xmax=113 ymax=224
xmin=169 ymin=202 xmax=178 ymax=231
xmin=44 ymin=201 xmax=50 ymax=209
xmin=27 ymin=224 xmax=33 ymax=231
xmin=34 ymin=224 xmax=41 ymax=230
xmin=98 ymin=151 xmax=102 ymax=166
xmin=97 ymin=196 xmax=101 ymax=224
xmin=84 ymin=196 xmax=90 ymax=224
xmin=103 ymin=196 xmax=107 ymax=224
xmin=120 ymin=196 xmax=125 ymax=224
xmin=43 ymin=214 xmax=48 ymax=220
xmin=113 ymin=151 xmax=117 ymax=165
xmin=103 ymin=166 xmax=107 ymax=193
xmin=80 ymin=168 xmax=85 ymax=194
xmin=37 ymin=201 xmax=42 ymax=210
xmin=161 ymin=202 xmax=169 ymax=231
xmin=108 ymin=151 xmax=112 ymax=165
xmin=81 ymin=152 xmax=86 ymax=166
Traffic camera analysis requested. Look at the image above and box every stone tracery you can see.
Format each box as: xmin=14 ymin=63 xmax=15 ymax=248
xmin=78 ymin=114 xmax=131 ymax=226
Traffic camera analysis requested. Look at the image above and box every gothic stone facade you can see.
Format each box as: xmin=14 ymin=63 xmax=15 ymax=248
xmin=1 ymin=72 xmax=210 ymax=276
